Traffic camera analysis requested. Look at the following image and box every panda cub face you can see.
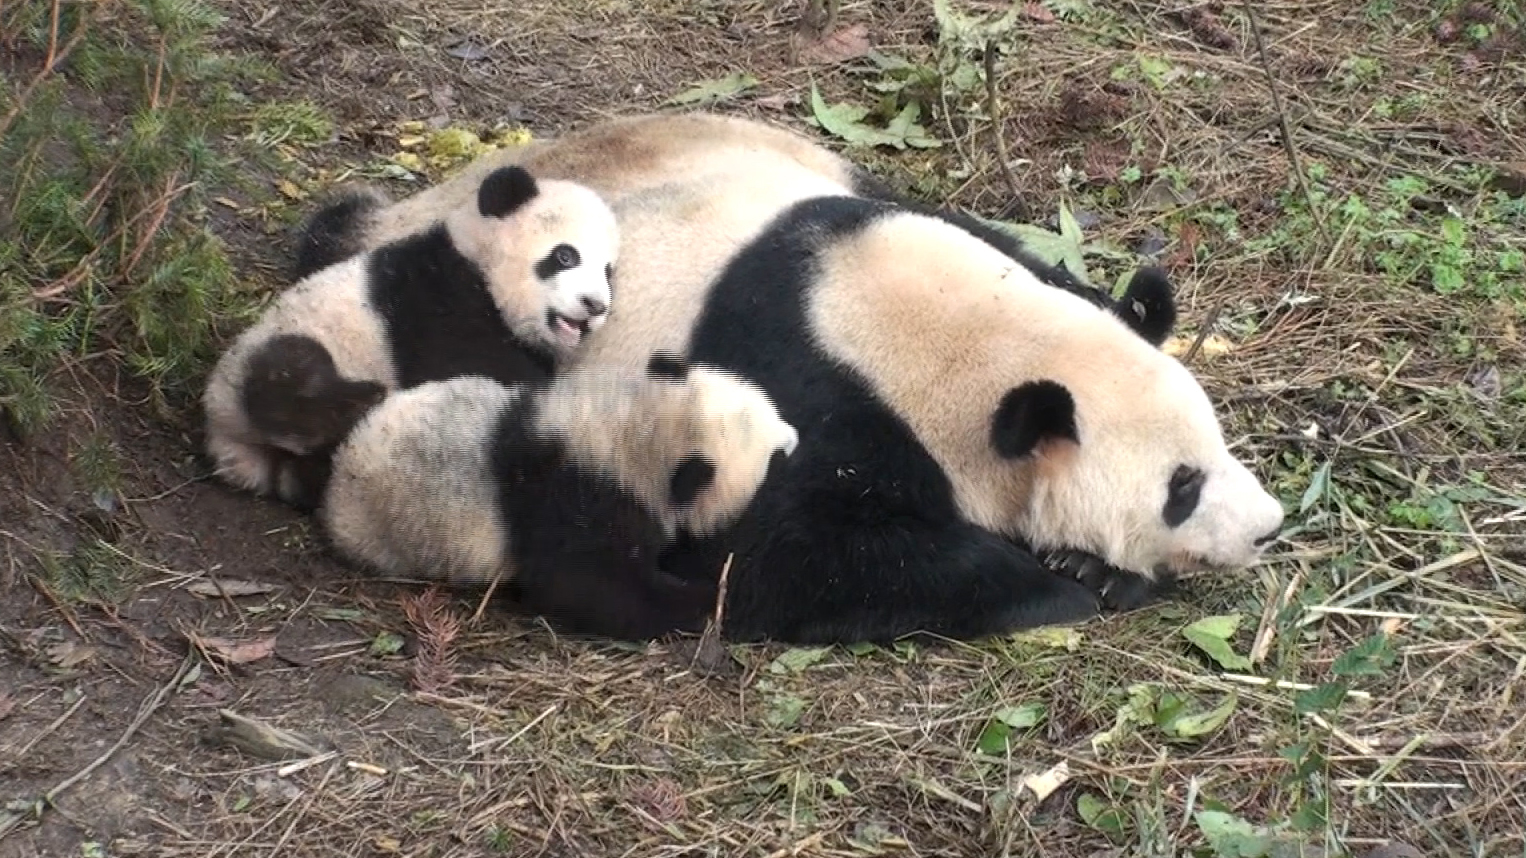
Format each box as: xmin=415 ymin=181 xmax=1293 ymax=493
xmin=648 ymin=353 xmax=801 ymax=537
xmin=446 ymin=166 xmax=620 ymax=360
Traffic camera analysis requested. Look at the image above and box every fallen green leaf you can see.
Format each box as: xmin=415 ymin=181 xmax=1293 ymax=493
xmin=1300 ymin=460 xmax=1332 ymax=513
xmin=769 ymin=646 xmax=832 ymax=674
xmin=765 ymin=693 xmax=808 ymax=729
xmin=1182 ymin=613 xmax=1253 ymax=671
xmin=1196 ymin=810 xmax=1272 ymax=857
xmin=1077 ymin=793 xmax=1130 ymax=841
xmin=995 ymin=702 xmax=1046 ymax=729
xmin=1331 ymin=632 xmax=1395 ymax=677
xmin=369 ymin=631 xmax=405 ymax=657
xmin=881 ymin=100 xmax=942 ymax=149
xmin=976 ymin=720 xmax=1013 ymax=755
xmin=1163 ymin=693 xmax=1238 ymax=739
xmin=808 ymin=84 xmax=918 ymax=149
xmin=663 ymin=72 xmax=759 ymax=106
xmin=976 ymin=701 xmax=1046 ymax=754
xmin=1294 ymin=681 xmax=1348 ymax=716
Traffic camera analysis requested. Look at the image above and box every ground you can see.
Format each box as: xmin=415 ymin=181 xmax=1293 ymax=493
xmin=2 ymin=0 xmax=1525 ymax=856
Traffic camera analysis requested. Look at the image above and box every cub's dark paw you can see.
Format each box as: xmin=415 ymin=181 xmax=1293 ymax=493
xmin=1041 ymin=549 xmax=1171 ymax=613
xmin=651 ymin=573 xmax=720 ymax=634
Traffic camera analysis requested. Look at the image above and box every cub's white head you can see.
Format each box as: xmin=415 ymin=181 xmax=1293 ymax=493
xmin=446 ymin=166 xmax=619 ymax=360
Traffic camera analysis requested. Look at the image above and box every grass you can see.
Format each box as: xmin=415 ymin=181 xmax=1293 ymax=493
xmin=0 ymin=0 xmax=303 ymax=435
xmin=2 ymin=0 xmax=1525 ymax=856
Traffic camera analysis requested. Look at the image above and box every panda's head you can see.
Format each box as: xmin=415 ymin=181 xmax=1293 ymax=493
xmin=645 ymin=352 xmax=800 ymax=537
xmin=983 ymin=271 xmax=1286 ymax=581
xmin=445 ymin=166 xmax=619 ymax=359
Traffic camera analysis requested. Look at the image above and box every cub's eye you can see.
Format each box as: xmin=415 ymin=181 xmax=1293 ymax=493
xmin=1163 ymin=465 xmax=1205 ymax=528
xmin=553 ymin=244 xmax=580 ymax=269
xmin=605 ymin=263 xmax=615 ymax=282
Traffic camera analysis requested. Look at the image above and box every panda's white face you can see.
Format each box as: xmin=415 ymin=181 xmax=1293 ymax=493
xmin=447 ymin=170 xmax=619 ymax=361
xmin=521 ymin=184 xmax=620 ymax=352
xmin=674 ymin=363 xmax=800 ymax=537
xmin=1010 ymin=354 xmax=1286 ymax=581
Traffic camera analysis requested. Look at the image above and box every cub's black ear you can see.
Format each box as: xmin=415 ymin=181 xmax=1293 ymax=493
xmin=669 ymin=455 xmax=717 ymax=508
xmin=647 ymin=352 xmax=690 ymax=380
xmin=1111 ymin=266 xmax=1177 ymax=347
xmin=478 ymin=166 xmax=539 ymax=219
xmin=990 ymin=380 xmax=1077 ymax=459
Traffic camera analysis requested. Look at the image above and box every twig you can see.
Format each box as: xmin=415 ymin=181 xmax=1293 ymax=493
xmin=0 ymin=2 xmax=101 ymax=142
xmin=687 ymin=552 xmax=734 ymax=675
xmin=11 ymin=692 xmax=88 ymax=760
xmin=43 ymin=0 xmax=60 ymax=67
xmin=710 ymin=552 xmax=733 ymax=633
xmin=1183 ymin=298 xmax=1227 ymax=363
xmin=471 ymin=568 xmax=504 ymax=624
xmin=0 ymin=654 xmax=193 ymax=840
xmin=32 ymin=180 xmax=196 ymax=300
xmin=119 ymin=170 xmax=182 ymax=278
xmin=147 ymin=33 xmax=167 ymax=110
xmin=982 ymin=40 xmax=1029 ymax=223
xmin=25 ymin=574 xmax=89 ymax=641
xmin=1239 ymin=1 xmax=1328 ymax=246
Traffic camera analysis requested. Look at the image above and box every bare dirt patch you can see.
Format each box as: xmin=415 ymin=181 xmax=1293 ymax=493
xmin=4 ymin=1 xmax=1526 ymax=856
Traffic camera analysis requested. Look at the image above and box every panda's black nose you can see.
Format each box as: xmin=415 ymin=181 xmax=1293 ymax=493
xmin=1254 ymin=525 xmax=1281 ymax=547
xmin=582 ymin=296 xmax=608 ymax=316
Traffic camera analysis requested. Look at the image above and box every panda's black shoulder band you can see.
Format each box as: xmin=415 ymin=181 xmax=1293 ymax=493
xmin=647 ymin=352 xmax=690 ymax=380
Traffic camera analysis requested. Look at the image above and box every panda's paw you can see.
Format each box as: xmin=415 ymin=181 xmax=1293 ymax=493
xmin=1043 ymin=549 xmax=1163 ymax=613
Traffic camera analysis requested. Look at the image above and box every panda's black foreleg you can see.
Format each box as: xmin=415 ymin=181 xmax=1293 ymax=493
xmin=511 ymin=556 xmax=719 ymax=643
xmin=1041 ymin=549 xmax=1175 ymax=613
xmin=718 ymin=516 xmax=1105 ymax=646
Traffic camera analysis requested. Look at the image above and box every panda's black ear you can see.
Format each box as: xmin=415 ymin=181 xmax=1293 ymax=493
xmin=647 ymin=352 xmax=690 ymax=380
xmin=990 ymin=380 xmax=1077 ymax=459
xmin=1111 ymin=266 xmax=1177 ymax=347
xmin=669 ymin=455 xmax=717 ymax=507
xmin=478 ymin=166 xmax=539 ymax=219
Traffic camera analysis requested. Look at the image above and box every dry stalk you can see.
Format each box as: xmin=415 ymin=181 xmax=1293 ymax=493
xmin=982 ymin=39 xmax=1030 ymax=223
xmin=1183 ymin=298 xmax=1227 ymax=364
xmin=401 ymin=586 xmax=462 ymax=694
xmin=470 ymin=568 xmax=505 ymax=624
xmin=1239 ymin=0 xmax=1329 ymax=247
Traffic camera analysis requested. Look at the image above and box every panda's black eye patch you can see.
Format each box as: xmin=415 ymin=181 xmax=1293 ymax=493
xmin=1163 ymin=465 xmax=1205 ymax=528
xmin=605 ymin=263 xmax=614 ymax=282
xmin=535 ymin=244 xmax=581 ymax=280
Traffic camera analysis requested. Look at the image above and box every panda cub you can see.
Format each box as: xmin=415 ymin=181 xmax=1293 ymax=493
xmin=317 ymin=353 xmax=800 ymax=642
xmin=202 ymin=165 xmax=619 ymax=509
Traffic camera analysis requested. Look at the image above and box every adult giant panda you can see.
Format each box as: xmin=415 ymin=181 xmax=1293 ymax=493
xmin=203 ymin=165 xmax=620 ymax=509
xmin=290 ymin=113 xmax=1171 ymax=341
xmin=318 ymin=353 xmax=800 ymax=641
xmin=293 ymin=111 xmax=1283 ymax=644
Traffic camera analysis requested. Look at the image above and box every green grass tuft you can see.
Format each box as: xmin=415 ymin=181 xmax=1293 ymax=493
xmin=0 ymin=0 xmax=301 ymax=430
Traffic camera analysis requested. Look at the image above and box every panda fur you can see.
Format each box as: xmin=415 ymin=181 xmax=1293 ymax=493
xmin=318 ymin=353 xmax=800 ymax=641
xmin=290 ymin=113 xmax=1168 ymax=341
xmin=291 ymin=112 xmax=1282 ymax=644
xmin=203 ymin=165 xmax=620 ymax=509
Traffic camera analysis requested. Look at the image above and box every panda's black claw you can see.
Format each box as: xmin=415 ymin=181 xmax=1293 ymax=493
xmin=1045 ymin=549 xmax=1167 ymax=613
